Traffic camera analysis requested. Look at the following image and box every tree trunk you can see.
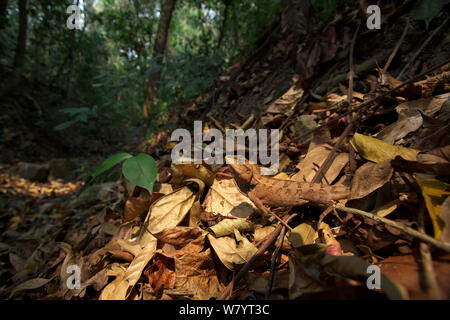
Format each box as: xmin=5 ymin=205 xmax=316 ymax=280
xmin=231 ymin=0 xmax=241 ymax=48
xmin=65 ymin=0 xmax=80 ymax=98
xmin=0 ymin=0 xmax=27 ymax=98
xmin=13 ymin=0 xmax=27 ymax=71
xmin=216 ymin=0 xmax=230 ymax=51
xmin=142 ymin=0 xmax=177 ymax=121
xmin=0 ymin=0 xmax=8 ymax=29
xmin=197 ymin=2 xmax=209 ymax=56
xmin=0 ymin=0 xmax=8 ymax=73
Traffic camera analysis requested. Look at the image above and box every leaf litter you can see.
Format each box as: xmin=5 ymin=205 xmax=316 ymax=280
xmin=1 ymin=1 xmax=450 ymax=300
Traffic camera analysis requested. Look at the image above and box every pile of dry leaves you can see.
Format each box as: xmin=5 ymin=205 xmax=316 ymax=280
xmin=0 ymin=0 xmax=449 ymax=300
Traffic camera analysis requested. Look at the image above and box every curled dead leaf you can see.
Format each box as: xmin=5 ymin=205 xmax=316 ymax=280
xmin=350 ymin=160 xmax=393 ymax=200
xmin=207 ymin=229 xmax=257 ymax=271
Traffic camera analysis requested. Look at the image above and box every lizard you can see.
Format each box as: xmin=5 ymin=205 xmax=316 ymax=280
xmin=227 ymin=157 xmax=350 ymax=207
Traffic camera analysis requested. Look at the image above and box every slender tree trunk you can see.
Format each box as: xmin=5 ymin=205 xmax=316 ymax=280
xmin=231 ymin=0 xmax=240 ymax=48
xmin=0 ymin=0 xmax=9 ymax=73
xmin=284 ymin=0 xmax=293 ymax=7
xmin=13 ymin=0 xmax=27 ymax=71
xmin=65 ymin=0 xmax=80 ymax=98
xmin=197 ymin=2 xmax=209 ymax=55
xmin=216 ymin=0 xmax=230 ymax=51
xmin=0 ymin=0 xmax=8 ymax=30
xmin=0 ymin=0 xmax=27 ymax=98
xmin=142 ymin=0 xmax=177 ymax=122
xmin=64 ymin=39 xmax=74 ymax=98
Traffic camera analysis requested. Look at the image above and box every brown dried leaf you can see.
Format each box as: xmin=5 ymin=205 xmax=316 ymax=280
xmin=144 ymin=253 xmax=176 ymax=290
xmin=377 ymin=254 xmax=450 ymax=299
xmin=296 ymin=245 xmax=408 ymax=299
xmin=9 ymin=278 xmax=52 ymax=299
xmin=154 ymin=226 xmax=204 ymax=248
xmin=124 ymin=193 xmax=164 ymax=222
xmin=292 ymin=144 xmax=348 ymax=183
xmin=350 ymin=160 xmax=393 ymax=200
xmin=144 ymin=185 xmax=196 ymax=234
xmin=203 ymin=178 xmax=256 ymax=218
xmin=172 ymin=163 xmax=215 ymax=186
xmin=207 ymin=229 xmax=257 ymax=271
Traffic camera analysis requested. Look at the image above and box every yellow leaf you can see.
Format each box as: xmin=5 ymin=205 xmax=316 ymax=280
xmin=351 ymin=133 xmax=419 ymax=163
xmin=288 ymin=223 xmax=317 ymax=247
xmin=207 ymin=229 xmax=257 ymax=270
xmin=208 ymin=218 xmax=254 ymax=237
xmin=187 ymin=178 xmax=205 ymax=227
xmin=143 ymin=179 xmax=204 ymax=235
xmin=99 ymin=271 xmax=128 ymax=300
xmin=273 ymin=172 xmax=290 ymax=180
xmin=292 ymin=144 xmax=348 ymax=183
xmin=203 ymin=178 xmax=256 ymax=217
xmin=172 ymin=163 xmax=215 ymax=186
xmin=166 ymin=141 xmax=178 ymax=149
xmin=371 ymin=200 xmax=401 ymax=218
xmin=414 ymin=176 xmax=450 ymax=239
xmin=144 ymin=186 xmax=196 ymax=234
xmin=440 ymin=198 xmax=450 ymax=243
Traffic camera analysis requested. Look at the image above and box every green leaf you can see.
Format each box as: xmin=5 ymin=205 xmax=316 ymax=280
xmin=409 ymin=0 xmax=450 ymax=27
xmin=60 ymin=107 xmax=91 ymax=116
xmin=54 ymin=119 xmax=78 ymax=131
xmin=122 ymin=154 xmax=157 ymax=194
xmin=90 ymin=153 xmax=133 ymax=182
xmin=312 ymin=0 xmax=338 ymax=22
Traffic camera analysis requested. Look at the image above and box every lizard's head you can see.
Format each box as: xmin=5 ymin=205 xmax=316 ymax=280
xmin=226 ymin=156 xmax=254 ymax=193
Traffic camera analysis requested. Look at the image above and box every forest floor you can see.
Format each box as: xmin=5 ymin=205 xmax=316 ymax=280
xmin=1 ymin=2 xmax=450 ymax=300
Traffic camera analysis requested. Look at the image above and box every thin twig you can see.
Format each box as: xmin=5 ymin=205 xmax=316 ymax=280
xmin=295 ymin=59 xmax=450 ymax=143
xmin=318 ymin=206 xmax=334 ymax=226
xmin=239 ymin=114 xmax=255 ymax=130
xmin=334 ymin=205 xmax=450 ymax=253
xmin=279 ymin=94 xmax=309 ymax=132
xmin=311 ymin=122 xmax=354 ymax=183
xmin=417 ymin=203 xmax=442 ymax=299
xmin=309 ymin=90 xmax=324 ymax=101
xmin=383 ymin=19 xmax=409 ymax=75
xmin=348 ymin=22 xmax=361 ymax=105
xmin=265 ymin=225 xmax=287 ymax=299
xmin=346 ymin=23 xmax=361 ymax=178
xmin=397 ymin=18 xmax=448 ymax=80
xmin=207 ymin=114 xmax=226 ymax=134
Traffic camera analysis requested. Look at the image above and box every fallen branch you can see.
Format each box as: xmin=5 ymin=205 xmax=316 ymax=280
xmin=311 ymin=122 xmax=354 ymax=184
xmin=265 ymin=224 xmax=287 ymax=299
xmin=382 ymin=19 xmax=409 ymax=76
xmin=417 ymin=204 xmax=442 ymax=299
xmin=334 ymin=205 xmax=450 ymax=253
xmin=348 ymin=22 xmax=361 ymax=105
xmin=315 ymin=49 xmax=391 ymax=95
xmin=297 ymin=59 xmax=450 ymax=142
xmin=207 ymin=114 xmax=226 ymax=134
xmin=397 ymin=18 xmax=448 ymax=80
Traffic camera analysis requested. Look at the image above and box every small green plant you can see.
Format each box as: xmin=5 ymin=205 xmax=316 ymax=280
xmin=54 ymin=106 xmax=99 ymax=131
xmin=73 ymin=165 xmax=91 ymax=180
xmin=89 ymin=153 xmax=157 ymax=194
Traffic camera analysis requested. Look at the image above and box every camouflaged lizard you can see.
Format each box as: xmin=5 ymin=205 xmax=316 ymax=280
xmin=228 ymin=158 xmax=350 ymax=207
